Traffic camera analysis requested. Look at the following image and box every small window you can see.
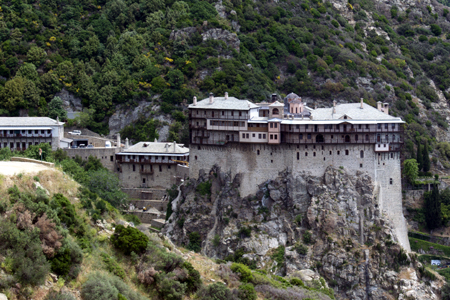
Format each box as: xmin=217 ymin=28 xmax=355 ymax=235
xmin=360 ymin=150 xmax=364 ymax=158
xmin=313 ymin=152 xmax=316 ymax=157
xmin=384 ymin=124 xmax=388 ymax=129
xmin=252 ymin=133 xmax=255 ymax=137
xmin=246 ymin=134 xmax=249 ymax=138
xmin=355 ymin=135 xmax=358 ymax=141
xmin=143 ymin=178 xmax=146 ymax=184
xmin=305 ymin=125 xmax=309 ymax=129
xmin=337 ymin=150 xmax=340 ymax=155
xmin=345 ymin=150 xmax=349 ymax=155
xmin=195 ymin=156 xmax=198 ymax=160
xmin=159 ymin=165 xmax=162 ymax=172
xmin=307 ymin=134 xmax=311 ymax=139
xmin=390 ymin=178 xmax=393 ymax=185
xmin=366 ymin=124 xmax=369 ymax=129
xmin=242 ymin=133 xmax=245 ymax=138
xmin=360 ymin=164 xmax=363 ymax=168
xmin=110 ymin=156 xmax=113 ymax=162
xmin=391 ymin=153 xmax=394 ymax=158
xmin=168 ymin=165 xmax=171 ymax=169
xmin=133 ymin=165 xmax=136 ymax=172
xmin=239 ymin=111 xmax=242 ymax=117
xmin=257 ymin=150 xmax=260 ymax=155
xmin=270 ymin=123 xmax=273 ymax=128
xmin=270 ymin=134 xmax=273 ymax=139
xmin=378 ymin=124 xmax=381 ymax=129
xmin=222 ymin=111 xmax=224 ymax=115
xmin=392 ymin=123 xmax=395 ymax=129
xmin=329 ymin=151 xmax=332 ymax=155
xmin=358 ymin=124 xmax=361 ymax=129
xmin=274 ymin=123 xmax=278 ymax=128
xmin=305 ymin=152 xmax=308 ymax=156
xmin=299 ymin=134 xmax=303 ymax=139
xmin=263 ymin=134 xmax=266 ymax=139
xmin=259 ymin=134 xmax=262 ymax=139
xmin=297 ymin=152 xmax=299 ymax=160
xmin=271 ymin=160 xmax=273 ymax=163
xmin=274 ymin=134 xmax=278 ymax=139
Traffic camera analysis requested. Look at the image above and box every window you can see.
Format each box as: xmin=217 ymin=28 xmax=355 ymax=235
xmin=263 ymin=134 xmax=266 ymax=139
xmin=143 ymin=178 xmax=146 ymax=184
xmin=391 ymin=153 xmax=394 ymax=158
xmin=239 ymin=111 xmax=242 ymax=117
xmin=366 ymin=124 xmax=369 ymax=129
xmin=307 ymin=133 xmax=311 ymax=139
xmin=242 ymin=133 xmax=245 ymax=139
xmin=385 ymin=134 xmax=388 ymax=141
xmin=195 ymin=156 xmax=197 ymax=160
xmin=392 ymin=123 xmax=395 ymax=129
xmin=222 ymin=111 xmax=224 ymax=116
xmin=110 ymin=156 xmax=113 ymax=162
xmin=305 ymin=152 xmax=308 ymax=156
xmin=212 ymin=111 xmax=214 ymax=117
xmin=329 ymin=151 xmax=332 ymax=155
xmin=258 ymin=134 xmax=261 ymax=139
xmin=358 ymin=124 xmax=361 ymax=129
xmin=384 ymin=124 xmax=388 ymax=129
xmin=299 ymin=134 xmax=303 ymax=139
xmin=336 ymin=125 xmax=339 ymax=130
xmin=392 ymin=135 xmax=395 ymax=142
xmin=378 ymin=124 xmax=381 ymax=129
xmin=270 ymin=134 xmax=273 ymax=139
xmin=355 ymin=135 xmax=358 ymax=141
xmin=274 ymin=134 xmax=278 ymax=139
xmin=231 ymin=111 xmax=234 ymax=116
xmin=159 ymin=165 xmax=162 ymax=172
xmin=314 ymin=125 xmax=318 ymax=132
xmin=297 ymin=152 xmax=299 ymax=160
xmin=257 ymin=150 xmax=260 ymax=155
xmin=270 ymin=123 xmax=273 ymax=128
xmin=133 ymin=165 xmax=136 ymax=172
xmin=305 ymin=125 xmax=309 ymax=129
xmin=365 ymin=134 xmax=369 ymax=141
xmin=252 ymin=134 xmax=255 ymax=137
xmin=390 ymin=178 xmax=393 ymax=185
xmin=360 ymin=164 xmax=363 ymax=168
xmin=274 ymin=123 xmax=278 ymax=128
xmin=313 ymin=152 xmax=316 ymax=157
xmin=360 ymin=150 xmax=364 ymax=158
xmin=345 ymin=150 xmax=349 ymax=155
xmin=246 ymin=134 xmax=249 ymax=138
xmin=168 ymin=165 xmax=171 ymax=169
xmin=331 ymin=135 xmax=334 ymax=139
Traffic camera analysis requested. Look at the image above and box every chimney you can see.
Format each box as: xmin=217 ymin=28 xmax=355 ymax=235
xmin=117 ymin=133 xmax=121 ymax=148
xmin=125 ymin=138 xmax=129 ymax=149
xmin=224 ymin=92 xmax=228 ymax=99
xmin=360 ymin=98 xmax=364 ymax=109
xmin=209 ymin=93 xmax=214 ymax=104
xmin=333 ymin=100 xmax=336 ymax=114
xmin=173 ymin=141 xmax=176 ymax=152
xmin=56 ymin=116 xmax=59 ymax=124
xmin=193 ymin=96 xmax=197 ymax=106
xmin=271 ymin=93 xmax=277 ymax=102
xmin=383 ymin=103 xmax=389 ymax=115
xmin=377 ymin=101 xmax=382 ymax=111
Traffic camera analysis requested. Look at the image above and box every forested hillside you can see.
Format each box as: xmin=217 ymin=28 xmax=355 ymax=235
xmin=2 ymin=0 xmax=450 ymax=160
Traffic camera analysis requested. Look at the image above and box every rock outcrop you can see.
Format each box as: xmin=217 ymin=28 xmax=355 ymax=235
xmin=164 ymin=166 xmax=442 ymax=299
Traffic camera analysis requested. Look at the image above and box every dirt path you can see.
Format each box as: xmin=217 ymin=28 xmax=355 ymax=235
xmin=0 ymin=161 xmax=53 ymax=176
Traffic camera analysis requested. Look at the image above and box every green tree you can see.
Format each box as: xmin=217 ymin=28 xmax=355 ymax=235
xmin=27 ymin=46 xmax=47 ymax=65
xmin=48 ymin=96 xmax=68 ymax=120
xmin=424 ymin=177 xmax=442 ymax=230
xmin=430 ymin=24 xmax=442 ymax=36
xmin=403 ymin=159 xmax=419 ymax=184
xmin=167 ymin=70 xmax=185 ymax=89
xmin=1 ymin=76 xmax=25 ymax=110
xmin=85 ymin=169 xmax=128 ymax=208
xmin=110 ymin=225 xmax=149 ymax=255
xmin=16 ymin=63 xmax=39 ymax=81
xmin=416 ymin=144 xmax=423 ymax=172
xmin=423 ymin=142 xmax=431 ymax=173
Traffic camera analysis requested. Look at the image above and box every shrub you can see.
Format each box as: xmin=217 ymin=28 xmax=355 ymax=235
xmin=238 ymin=283 xmax=257 ymax=300
xmin=50 ymin=238 xmax=83 ymax=279
xmin=289 ymin=277 xmax=305 ymax=287
xmin=101 ymin=253 xmax=126 ymax=279
xmin=110 ymin=225 xmax=149 ymax=255
xmin=44 ymin=291 xmax=76 ymax=300
xmin=187 ymin=231 xmax=202 ymax=253
xmin=156 ymin=275 xmax=187 ymax=300
xmin=196 ymin=282 xmax=237 ymax=300
xmin=196 ymin=181 xmax=212 ymax=196
xmin=293 ymin=243 xmax=308 ymax=255
xmin=81 ymin=272 xmax=149 ymax=300
xmin=231 ymin=263 xmax=253 ymax=283
xmin=124 ymin=214 xmax=141 ymax=226
xmin=303 ymin=231 xmax=313 ymax=244
xmin=182 ymin=261 xmax=202 ymax=294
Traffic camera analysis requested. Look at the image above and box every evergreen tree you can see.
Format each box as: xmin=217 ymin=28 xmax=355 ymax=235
xmin=423 ymin=142 xmax=431 ymax=173
xmin=424 ymin=176 xmax=442 ymax=230
xmin=416 ymin=144 xmax=423 ymax=172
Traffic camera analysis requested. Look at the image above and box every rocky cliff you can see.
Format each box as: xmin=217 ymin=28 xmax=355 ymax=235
xmin=164 ymin=166 xmax=443 ymax=299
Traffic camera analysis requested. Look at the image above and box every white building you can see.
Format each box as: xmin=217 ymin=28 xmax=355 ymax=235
xmin=0 ymin=117 xmax=65 ymax=151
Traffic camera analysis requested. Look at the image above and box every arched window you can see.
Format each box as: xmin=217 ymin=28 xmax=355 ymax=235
xmin=345 ymin=135 xmax=350 ymax=143
xmin=257 ymin=150 xmax=260 ymax=155
xmin=360 ymin=150 xmax=364 ymax=158
xmin=316 ymin=134 xmax=324 ymax=143
xmin=272 ymin=108 xmax=279 ymax=115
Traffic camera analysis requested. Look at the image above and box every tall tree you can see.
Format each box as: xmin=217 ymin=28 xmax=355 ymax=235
xmin=48 ymin=96 xmax=67 ymax=120
xmin=424 ymin=176 xmax=442 ymax=230
xmin=403 ymin=159 xmax=419 ymax=184
xmin=423 ymin=142 xmax=431 ymax=173
xmin=416 ymin=144 xmax=423 ymax=172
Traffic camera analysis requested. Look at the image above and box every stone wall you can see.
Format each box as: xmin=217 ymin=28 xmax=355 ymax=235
xmin=11 ymin=157 xmax=55 ymax=167
xmin=130 ymin=200 xmax=167 ymax=211
xmin=189 ymin=143 xmax=410 ymax=251
xmin=121 ymin=188 xmax=167 ymax=200
xmin=118 ymin=163 xmax=179 ymax=189
xmin=63 ymin=147 xmax=121 ymax=172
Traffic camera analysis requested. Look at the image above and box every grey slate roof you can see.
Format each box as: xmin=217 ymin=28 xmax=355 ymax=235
xmin=311 ymin=103 xmax=401 ymax=121
xmin=189 ymin=96 xmax=258 ymax=110
xmin=120 ymin=141 xmax=189 ymax=154
xmin=0 ymin=117 xmax=63 ymax=126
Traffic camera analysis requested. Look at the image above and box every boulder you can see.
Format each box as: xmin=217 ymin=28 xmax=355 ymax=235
xmin=0 ymin=293 xmax=7 ymax=300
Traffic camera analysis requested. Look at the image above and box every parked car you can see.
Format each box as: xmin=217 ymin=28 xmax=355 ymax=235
xmin=79 ymin=144 xmax=86 ymax=148
xmin=69 ymin=130 xmax=81 ymax=135
xmin=71 ymin=145 xmax=78 ymax=149
xmin=87 ymin=144 xmax=94 ymax=148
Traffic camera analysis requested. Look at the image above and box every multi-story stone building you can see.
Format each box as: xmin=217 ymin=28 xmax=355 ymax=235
xmin=188 ymin=92 xmax=410 ymax=250
xmin=115 ymin=141 xmax=189 ymax=189
xmin=0 ymin=117 xmax=65 ymax=151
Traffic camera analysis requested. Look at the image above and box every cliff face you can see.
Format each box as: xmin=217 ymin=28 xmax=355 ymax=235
xmin=164 ymin=166 xmax=442 ymax=299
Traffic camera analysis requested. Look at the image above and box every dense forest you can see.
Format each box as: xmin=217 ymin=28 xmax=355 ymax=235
xmin=1 ymin=0 xmax=450 ymax=160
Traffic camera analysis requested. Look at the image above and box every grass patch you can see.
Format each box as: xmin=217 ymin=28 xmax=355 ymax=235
xmin=410 ymin=237 xmax=450 ymax=256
